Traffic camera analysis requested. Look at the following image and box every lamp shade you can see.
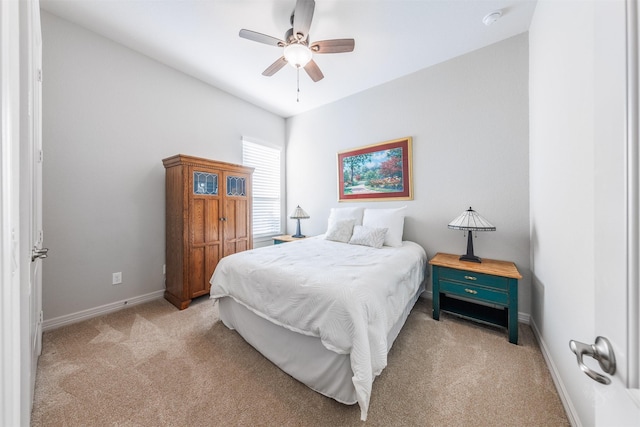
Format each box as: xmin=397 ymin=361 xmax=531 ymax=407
xmin=448 ymin=207 xmax=496 ymax=231
xmin=284 ymin=43 xmax=312 ymax=68
xmin=290 ymin=205 xmax=310 ymax=219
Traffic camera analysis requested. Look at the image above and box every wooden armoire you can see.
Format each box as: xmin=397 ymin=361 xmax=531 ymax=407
xmin=163 ymin=154 xmax=253 ymax=309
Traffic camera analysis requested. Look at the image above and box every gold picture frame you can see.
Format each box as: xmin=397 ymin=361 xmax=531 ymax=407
xmin=337 ymin=137 xmax=413 ymax=202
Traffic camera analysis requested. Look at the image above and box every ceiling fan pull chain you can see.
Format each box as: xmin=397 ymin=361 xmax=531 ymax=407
xmin=296 ymin=66 xmax=301 ymax=102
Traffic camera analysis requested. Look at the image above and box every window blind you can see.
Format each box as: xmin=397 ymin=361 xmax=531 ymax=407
xmin=242 ymin=139 xmax=282 ymax=238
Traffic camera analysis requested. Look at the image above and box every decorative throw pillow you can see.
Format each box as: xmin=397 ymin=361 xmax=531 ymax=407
xmin=327 ymin=207 xmax=364 ymax=229
xmin=324 ymin=219 xmax=355 ymax=243
xmin=362 ymin=206 xmax=407 ymax=247
xmin=348 ymin=225 xmax=388 ymax=249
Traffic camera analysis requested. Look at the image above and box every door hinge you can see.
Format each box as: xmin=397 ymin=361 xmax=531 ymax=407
xmin=38 ymin=150 xmax=43 ymax=163
xmin=37 ymin=69 xmax=42 ymax=83
xmin=39 ymin=311 xmax=43 ymax=324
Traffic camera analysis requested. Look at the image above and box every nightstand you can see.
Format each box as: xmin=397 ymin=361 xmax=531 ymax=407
xmin=429 ymin=252 xmax=522 ymax=344
xmin=272 ymin=234 xmax=308 ymax=244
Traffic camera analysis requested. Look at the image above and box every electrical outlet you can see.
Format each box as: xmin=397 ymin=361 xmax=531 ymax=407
xmin=112 ymin=272 xmax=122 ymax=285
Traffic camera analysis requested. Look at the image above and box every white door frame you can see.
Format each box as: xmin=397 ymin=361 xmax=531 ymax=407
xmin=626 ymin=0 xmax=639 ymax=394
xmin=0 ymin=0 xmax=25 ymax=425
xmin=1 ymin=0 xmax=42 ymax=425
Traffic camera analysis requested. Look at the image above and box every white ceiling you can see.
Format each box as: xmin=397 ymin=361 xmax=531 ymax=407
xmin=40 ymin=0 xmax=537 ymax=118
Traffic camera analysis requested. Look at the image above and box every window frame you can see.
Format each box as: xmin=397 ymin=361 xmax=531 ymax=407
xmin=242 ymin=137 xmax=284 ymax=245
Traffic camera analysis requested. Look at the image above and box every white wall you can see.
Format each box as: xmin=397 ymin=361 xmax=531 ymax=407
xmin=529 ymin=1 xmax=596 ymax=425
xmin=41 ymin=11 xmax=285 ymax=321
xmin=286 ymin=34 xmax=532 ymax=315
xmin=529 ymin=1 xmax=596 ymax=421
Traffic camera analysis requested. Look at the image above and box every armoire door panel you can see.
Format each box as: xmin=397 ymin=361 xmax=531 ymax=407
xmin=189 ymin=246 xmax=206 ymax=296
xmin=234 ymin=200 xmax=249 ymax=239
xmin=224 ymin=200 xmax=237 ymax=240
xmin=205 ymin=244 xmax=221 ymax=289
xmin=190 ymin=198 xmax=206 ymax=245
xmin=223 ymin=242 xmax=236 ymax=258
xmin=205 ymin=198 xmax=221 ymax=243
xmin=235 ymin=241 xmax=248 ymax=253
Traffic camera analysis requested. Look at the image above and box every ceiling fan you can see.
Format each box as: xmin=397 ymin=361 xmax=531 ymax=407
xmin=239 ymin=0 xmax=355 ymax=86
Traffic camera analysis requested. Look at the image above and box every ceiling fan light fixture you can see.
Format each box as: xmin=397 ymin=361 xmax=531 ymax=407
xmin=284 ymin=43 xmax=312 ymax=68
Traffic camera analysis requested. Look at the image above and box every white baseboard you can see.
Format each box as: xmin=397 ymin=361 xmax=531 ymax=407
xmin=530 ymin=319 xmax=580 ymax=427
xmin=42 ymin=290 xmax=165 ymax=331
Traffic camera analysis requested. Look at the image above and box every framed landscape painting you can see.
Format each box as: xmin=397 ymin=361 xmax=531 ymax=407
xmin=337 ymin=137 xmax=413 ymax=202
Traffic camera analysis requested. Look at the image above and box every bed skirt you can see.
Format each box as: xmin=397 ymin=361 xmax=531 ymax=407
xmin=217 ymin=283 xmax=425 ymax=407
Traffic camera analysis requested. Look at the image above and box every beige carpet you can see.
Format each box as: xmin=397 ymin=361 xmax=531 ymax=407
xmin=32 ymin=296 xmax=569 ymax=426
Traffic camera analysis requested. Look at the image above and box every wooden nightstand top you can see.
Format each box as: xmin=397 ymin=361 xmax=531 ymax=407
xmin=429 ymin=252 xmax=522 ymax=279
xmin=272 ymin=234 xmax=307 ymax=243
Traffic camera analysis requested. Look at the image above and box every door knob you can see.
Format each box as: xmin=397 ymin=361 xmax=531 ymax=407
xmin=569 ymin=336 xmax=616 ymax=385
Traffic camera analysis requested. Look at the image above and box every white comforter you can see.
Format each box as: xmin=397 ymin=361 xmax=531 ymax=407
xmin=209 ymin=237 xmax=426 ymax=420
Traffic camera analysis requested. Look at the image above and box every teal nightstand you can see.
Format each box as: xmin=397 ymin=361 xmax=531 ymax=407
xmin=429 ymin=252 xmax=522 ymax=344
xmin=272 ymin=234 xmax=307 ymax=244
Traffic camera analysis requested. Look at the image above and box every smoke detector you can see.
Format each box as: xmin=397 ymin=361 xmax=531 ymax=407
xmin=483 ymin=10 xmax=502 ymax=26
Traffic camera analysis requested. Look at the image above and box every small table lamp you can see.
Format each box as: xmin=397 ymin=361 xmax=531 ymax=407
xmin=290 ymin=205 xmax=310 ymax=238
xmin=448 ymin=207 xmax=496 ymax=263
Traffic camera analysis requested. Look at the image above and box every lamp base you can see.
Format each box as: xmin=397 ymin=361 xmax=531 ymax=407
xmin=292 ymin=218 xmax=305 ymax=239
xmin=459 ymin=254 xmax=482 ymax=263
xmin=460 ymin=231 xmax=482 ymax=262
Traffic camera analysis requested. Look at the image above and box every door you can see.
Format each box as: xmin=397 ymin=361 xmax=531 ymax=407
xmin=29 ymin=0 xmax=44 ymax=382
xmin=577 ymin=1 xmax=640 ymax=424
xmin=20 ymin=0 xmax=47 ymax=413
xmin=189 ymin=166 xmax=222 ymax=298
xmin=222 ymin=171 xmax=252 ymax=256
xmin=15 ymin=0 xmax=44 ymax=420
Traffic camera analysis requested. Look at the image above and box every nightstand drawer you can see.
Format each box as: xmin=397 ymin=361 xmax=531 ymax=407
xmin=438 ymin=267 xmax=509 ymax=290
xmin=440 ymin=280 xmax=508 ymax=306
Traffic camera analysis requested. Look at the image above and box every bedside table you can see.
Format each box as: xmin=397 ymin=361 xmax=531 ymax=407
xmin=429 ymin=252 xmax=522 ymax=344
xmin=272 ymin=234 xmax=308 ymax=244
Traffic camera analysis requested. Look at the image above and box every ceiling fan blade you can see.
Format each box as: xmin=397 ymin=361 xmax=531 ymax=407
xmin=293 ymin=0 xmax=315 ymax=41
xmin=262 ymin=57 xmax=288 ymax=76
xmin=311 ymin=39 xmax=355 ymax=54
xmin=239 ymin=29 xmax=285 ymax=47
xmin=303 ymin=59 xmax=324 ymax=82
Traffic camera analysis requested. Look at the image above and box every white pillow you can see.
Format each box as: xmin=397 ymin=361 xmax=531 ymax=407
xmin=348 ymin=225 xmax=387 ymax=249
xmin=327 ymin=207 xmax=364 ymax=228
xmin=324 ymin=219 xmax=355 ymax=243
xmin=362 ymin=206 xmax=406 ymax=247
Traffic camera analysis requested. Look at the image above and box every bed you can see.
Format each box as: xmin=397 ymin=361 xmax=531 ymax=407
xmin=209 ymin=207 xmax=427 ymax=421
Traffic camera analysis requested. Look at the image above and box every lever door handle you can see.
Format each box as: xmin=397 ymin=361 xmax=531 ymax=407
xmin=569 ymin=336 xmax=616 ymax=385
